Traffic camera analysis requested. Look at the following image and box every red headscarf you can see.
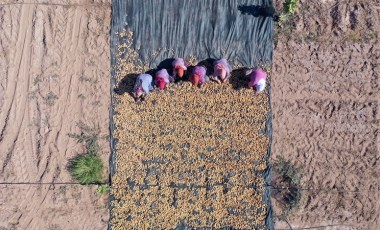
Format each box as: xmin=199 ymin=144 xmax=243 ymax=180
xmin=191 ymin=74 xmax=200 ymax=86
xmin=175 ymin=66 xmax=184 ymax=78
xmin=156 ymin=77 xmax=166 ymax=90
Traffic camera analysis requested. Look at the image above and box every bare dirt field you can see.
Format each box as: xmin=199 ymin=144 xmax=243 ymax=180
xmin=271 ymin=0 xmax=380 ymax=229
xmin=0 ymin=0 xmax=111 ymax=229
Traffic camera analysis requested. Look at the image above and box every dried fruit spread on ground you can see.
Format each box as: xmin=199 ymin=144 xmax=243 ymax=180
xmin=111 ymin=32 xmax=271 ymax=229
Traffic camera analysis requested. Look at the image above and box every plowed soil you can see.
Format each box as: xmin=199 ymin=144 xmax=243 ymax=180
xmin=0 ymin=0 xmax=111 ymax=229
xmin=271 ymin=0 xmax=380 ymax=229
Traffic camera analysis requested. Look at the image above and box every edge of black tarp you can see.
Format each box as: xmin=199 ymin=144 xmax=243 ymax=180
xmin=108 ymin=1 xmax=119 ymax=229
xmin=264 ymin=73 xmax=274 ymax=230
xmin=109 ymin=0 xmax=275 ymax=229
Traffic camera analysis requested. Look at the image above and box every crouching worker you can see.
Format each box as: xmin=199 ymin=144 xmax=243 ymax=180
xmin=172 ymin=58 xmax=187 ymax=81
xmin=212 ymin=58 xmax=231 ymax=84
xmin=246 ymin=68 xmax=267 ymax=95
xmin=190 ymin=66 xmax=208 ymax=88
xmin=133 ymin=73 xmax=153 ymax=101
xmin=155 ymin=69 xmax=170 ymax=90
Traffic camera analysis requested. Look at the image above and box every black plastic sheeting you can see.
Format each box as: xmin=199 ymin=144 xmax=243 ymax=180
xmin=109 ymin=0 xmax=275 ymax=229
xmin=264 ymin=81 xmax=274 ymax=230
xmin=112 ymin=0 xmax=274 ymax=68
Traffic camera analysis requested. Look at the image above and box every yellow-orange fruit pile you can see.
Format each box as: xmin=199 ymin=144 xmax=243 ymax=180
xmin=111 ymin=31 xmax=271 ymax=229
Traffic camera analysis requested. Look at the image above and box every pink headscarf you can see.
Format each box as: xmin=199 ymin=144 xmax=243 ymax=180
xmin=155 ymin=69 xmax=170 ymax=90
xmin=248 ymin=68 xmax=267 ymax=88
xmin=156 ymin=77 xmax=166 ymax=90
xmin=190 ymin=66 xmax=207 ymax=86
xmin=172 ymin=58 xmax=187 ymax=78
xmin=213 ymin=58 xmax=231 ymax=80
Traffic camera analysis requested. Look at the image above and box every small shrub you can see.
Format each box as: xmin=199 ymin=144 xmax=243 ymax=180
xmin=305 ymin=33 xmax=319 ymax=42
xmin=278 ymin=13 xmax=289 ymax=22
xmin=33 ymin=76 xmax=42 ymax=85
xmin=272 ymin=156 xmax=302 ymax=214
xmin=69 ymin=154 xmax=103 ymax=184
xmin=96 ymin=184 xmax=110 ymax=194
xmin=273 ymin=156 xmax=300 ymax=186
xmin=79 ymin=75 xmax=99 ymax=84
xmin=283 ymin=0 xmax=299 ymax=15
xmin=85 ymin=135 xmax=99 ymax=155
xmin=348 ymin=31 xmax=360 ymax=43
xmin=67 ymin=122 xmax=104 ymax=184
xmin=68 ymin=129 xmax=99 ymax=156
xmin=44 ymin=91 xmax=58 ymax=106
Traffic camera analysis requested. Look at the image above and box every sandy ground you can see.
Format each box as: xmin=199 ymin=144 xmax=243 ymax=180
xmin=0 ymin=0 xmax=111 ymax=229
xmin=272 ymin=0 xmax=380 ymax=229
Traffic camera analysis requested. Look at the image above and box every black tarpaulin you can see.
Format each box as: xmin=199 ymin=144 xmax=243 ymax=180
xmin=112 ymin=0 xmax=274 ymax=68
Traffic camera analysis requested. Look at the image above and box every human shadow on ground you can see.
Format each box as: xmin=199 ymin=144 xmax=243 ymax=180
xmin=181 ymin=66 xmax=194 ymax=82
xmin=229 ymin=67 xmax=251 ymax=90
xmin=238 ymin=5 xmax=279 ymax=21
xmin=157 ymin=58 xmax=176 ymax=76
xmin=114 ymin=73 xmax=138 ymax=97
xmin=197 ymin=58 xmax=216 ymax=76
xmin=144 ymin=68 xmax=158 ymax=78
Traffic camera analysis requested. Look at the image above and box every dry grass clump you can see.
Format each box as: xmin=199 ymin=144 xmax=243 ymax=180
xmin=111 ymin=30 xmax=271 ymax=229
xmin=69 ymin=154 xmax=103 ymax=184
